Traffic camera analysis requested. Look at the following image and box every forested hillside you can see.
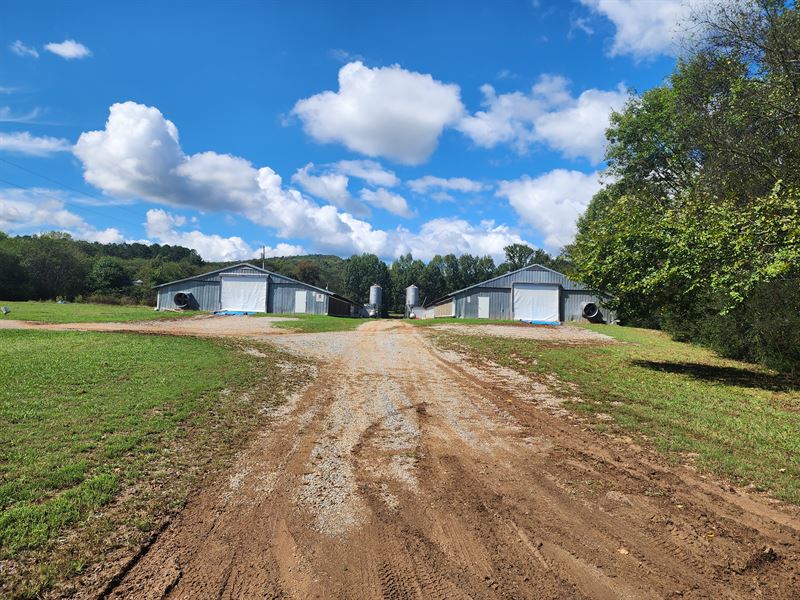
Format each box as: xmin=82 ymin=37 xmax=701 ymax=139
xmin=568 ymin=0 xmax=800 ymax=371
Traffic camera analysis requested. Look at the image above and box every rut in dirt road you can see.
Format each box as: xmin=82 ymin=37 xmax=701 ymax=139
xmin=103 ymin=321 xmax=800 ymax=599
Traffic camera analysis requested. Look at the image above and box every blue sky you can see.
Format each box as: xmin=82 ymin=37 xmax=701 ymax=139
xmin=0 ymin=0 xmax=688 ymax=262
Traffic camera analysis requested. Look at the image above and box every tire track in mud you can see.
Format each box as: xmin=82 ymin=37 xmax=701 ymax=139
xmin=97 ymin=321 xmax=800 ymax=599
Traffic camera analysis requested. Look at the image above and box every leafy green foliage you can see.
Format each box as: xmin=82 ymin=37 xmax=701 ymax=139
xmin=570 ymin=0 xmax=800 ymax=370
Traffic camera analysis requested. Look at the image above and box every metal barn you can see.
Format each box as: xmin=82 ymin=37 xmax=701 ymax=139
xmin=424 ymin=264 xmax=616 ymax=324
xmin=155 ymin=263 xmax=359 ymax=316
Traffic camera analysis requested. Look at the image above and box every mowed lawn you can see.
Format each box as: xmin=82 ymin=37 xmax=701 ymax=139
xmin=433 ymin=324 xmax=800 ymax=503
xmin=0 ymin=329 xmax=307 ymax=598
xmin=0 ymin=300 xmax=202 ymax=323
xmin=264 ymin=313 xmax=366 ymax=333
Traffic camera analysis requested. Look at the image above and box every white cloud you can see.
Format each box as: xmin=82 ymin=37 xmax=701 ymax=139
xmin=496 ymin=169 xmax=603 ymax=251
xmin=9 ymin=41 xmax=38 ymax=58
xmin=534 ymin=85 xmax=628 ymax=163
xmin=0 ymin=131 xmax=72 ymax=156
xmin=74 ymin=100 xmax=530 ymax=260
xmin=44 ymin=39 xmax=92 ymax=60
xmin=407 ymin=175 xmax=486 ymax=194
xmin=359 ymin=188 xmax=413 ymax=218
xmin=579 ymin=0 xmax=704 ymax=59
xmin=332 ymin=159 xmax=398 ymax=187
xmin=0 ymin=188 xmax=123 ymax=243
xmin=0 ymin=106 xmax=41 ymax=123
xmin=291 ymin=162 xmax=367 ymax=214
xmin=391 ymin=218 xmax=529 ymax=262
xmin=145 ymin=209 xmax=257 ymax=262
xmin=292 ymin=61 xmax=464 ymax=165
xmin=458 ymin=75 xmax=627 ymax=163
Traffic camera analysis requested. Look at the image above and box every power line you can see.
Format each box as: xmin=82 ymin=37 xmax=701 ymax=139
xmin=0 ymin=175 xmax=146 ymax=233
xmin=0 ymin=156 xmax=147 ymax=221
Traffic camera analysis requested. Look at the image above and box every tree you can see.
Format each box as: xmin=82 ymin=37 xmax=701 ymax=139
xmin=21 ymin=234 xmax=88 ymax=299
xmin=88 ymin=257 xmax=132 ymax=294
xmin=344 ymin=254 xmax=392 ymax=307
xmin=418 ymin=255 xmax=446 ymax=304
xmin=292 ymin=260 xmax=321 ymax=286
xmin=389 ymin=253 xmax=425 ymax=312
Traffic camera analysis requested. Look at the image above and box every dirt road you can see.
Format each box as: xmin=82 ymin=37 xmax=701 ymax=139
xmin=101 ymin=320 xmax=799 ymax=599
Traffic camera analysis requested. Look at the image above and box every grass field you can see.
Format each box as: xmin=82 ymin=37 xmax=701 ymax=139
xmin=0 ymin=329 xmax=309 ymax=598
xmin=262 ymin=313 xmax=365 ymax=333
xmin=433 ymin=324 xmax=800 ymax=504
xmin=0 ymin=301 xmax=201 ymax=323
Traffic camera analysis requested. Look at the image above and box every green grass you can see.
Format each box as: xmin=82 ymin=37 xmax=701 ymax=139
xmin=260 ymin=313 xmax=365 ymax=333
xmin=0 ymin=329 xmax=309 ymax=598
xmin=0 ymin=301 xmax=202 ymax=323
xmin=432 ymin=324 xmax=800 ymax=503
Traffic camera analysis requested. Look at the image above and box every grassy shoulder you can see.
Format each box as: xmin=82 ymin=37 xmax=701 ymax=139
xmin=431 ymin=324 xmax=800 ymax=504
xmin=0 ymin=301 xmax=202 ymax=323
xmin=260 ymin=313 xmax=365 ymax=333
xmin=0 ymin=329 xmax=311 ymax=599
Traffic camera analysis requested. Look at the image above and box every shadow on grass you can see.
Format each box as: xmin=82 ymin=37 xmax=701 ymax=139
xmin=630 ymin=360 xmax=800 ymax=393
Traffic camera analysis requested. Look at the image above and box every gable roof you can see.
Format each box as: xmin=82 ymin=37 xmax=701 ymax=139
xmin=425 ymin=264 xmax=585 ymax=307
xmin=153 ymin=262 xmax=357 ymax=304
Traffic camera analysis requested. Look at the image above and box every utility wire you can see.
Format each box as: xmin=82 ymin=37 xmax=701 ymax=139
xmin=0 ymin=175 xmax=146 ymax=233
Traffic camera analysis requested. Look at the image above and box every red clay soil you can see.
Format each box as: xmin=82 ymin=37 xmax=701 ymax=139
xmin=81 ymin=321 xmax=798 ymax=599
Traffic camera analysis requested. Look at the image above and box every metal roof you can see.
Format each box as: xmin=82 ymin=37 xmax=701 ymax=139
xmin=153 ymin=262 xmax=359 ymax=305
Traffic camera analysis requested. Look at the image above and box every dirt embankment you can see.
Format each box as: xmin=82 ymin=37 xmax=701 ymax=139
xmin=82 ymin=320 xmax=800 ymax=599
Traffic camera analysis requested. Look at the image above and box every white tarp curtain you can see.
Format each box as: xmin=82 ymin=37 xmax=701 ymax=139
xmin=512 ymin=283 xmax=560 ymax=322
xmin=220 ymin=275 xmax=267 ymax=312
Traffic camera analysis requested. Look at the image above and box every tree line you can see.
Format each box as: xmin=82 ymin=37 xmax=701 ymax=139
xmin=567 ymin=0 xmax=800 ymax=372
xmin=0 ymin=231 xmax=570 ymax=315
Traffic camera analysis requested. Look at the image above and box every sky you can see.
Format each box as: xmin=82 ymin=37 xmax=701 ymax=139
xmin=0 ymin=0 xmax=694 ymax=263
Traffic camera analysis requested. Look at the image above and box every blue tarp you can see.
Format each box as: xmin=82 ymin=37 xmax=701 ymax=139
xmin=213 ymin=310 xmax=257 ymax=316
xmin=519 ymin=320 xmax=561 ymax=326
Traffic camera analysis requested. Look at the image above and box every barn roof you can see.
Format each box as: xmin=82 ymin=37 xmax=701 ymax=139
xmin=153 ymin=262 xmax=358 ymax=305
xmin=424 ymin=263 xmax=592 ymax=307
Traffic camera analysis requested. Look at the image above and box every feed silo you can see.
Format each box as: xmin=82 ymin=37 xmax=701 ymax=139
xmin=405 ymin=284 xmax=419 ymax=318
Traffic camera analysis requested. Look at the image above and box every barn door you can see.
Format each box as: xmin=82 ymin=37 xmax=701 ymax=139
xmin=294 ymin=290 xmax=307 ymax=313
xmin=477 ymin=296 xmax=490 ymax=319
xmin=219 ymin=275 xmax=267 ymax=312
xmin=512 ymin=284 xmax=559 ymax=322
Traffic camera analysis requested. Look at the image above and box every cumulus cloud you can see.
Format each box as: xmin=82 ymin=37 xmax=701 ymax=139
xmin=292 ymin=61 xmax=464 ymax=165
xmin=359 ymin=188 xmax=413 ymax=218
xmin=291 ymin=162 xmax=367 ymax=214
xmin=392 ymin=218 xmax=529 ymax=262
xmin=0 ymin=131 xmax=72 ymax=156
xmin=44 ymin=39 xmax=92 ymax=59
xmin=144 ymin=209 xmax=261 ymax=261
xmin=407 ymin=175 xmax=486 ymax=195
xmin=579 ymin=0 xmax=704 ymax=59
xmin=333 ymin=159 xmax=398 ymax=187
xmin=9 ymin=40 xmax=38 ymax=58
xmin=458 ymin=75 xmax=627 ymax=163
xmin=0 ymin=188 xmax=123 ymax=243
xmin=496 ymin=169 xmax=603 ymax=251
xmin=74 ymin=101 xmax=528 ymax=260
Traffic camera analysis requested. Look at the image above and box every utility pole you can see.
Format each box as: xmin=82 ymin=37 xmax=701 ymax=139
xmin=261 ymin=246 xmax=265 ymax=269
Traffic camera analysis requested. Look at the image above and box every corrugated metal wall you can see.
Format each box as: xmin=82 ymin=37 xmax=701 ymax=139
xmin=269 ymin=283 xmax=329 ymax=315
xmin=454 ymin=288 xmax=511 ymax=319
xmin=433 ymin=300 xmax=455 ymax=317
xmin=156 ymin=264 xmax=341 ymax=314
xmin=157 ymin=280 xmax=222 ymax=310
xmin=431 ymin=266 xmax=616 ymax=323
